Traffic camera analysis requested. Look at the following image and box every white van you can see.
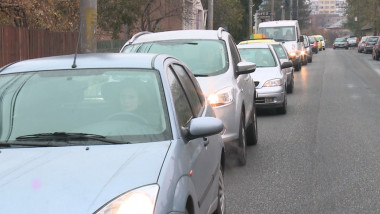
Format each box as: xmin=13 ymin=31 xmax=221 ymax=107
xmin=258 ymin=20 xmax=304 ymax=71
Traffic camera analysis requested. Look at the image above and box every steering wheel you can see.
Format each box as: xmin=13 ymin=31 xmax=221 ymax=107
xmin=106 ymin=112 xmax=149 ymax=125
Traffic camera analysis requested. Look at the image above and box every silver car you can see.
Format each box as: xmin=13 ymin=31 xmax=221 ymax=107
xmin=0 ymin=53 xmax=226 ymax=214
xmin=237 ymin=43 xmax=292 ymax=114
xmin=270 ymin=42 xmax=295 ymax=93
xmin=121 ymin=28 xmax=258 ymax=165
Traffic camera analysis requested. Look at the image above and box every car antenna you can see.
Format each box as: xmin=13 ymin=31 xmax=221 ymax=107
xmin=72 ymin=22 xmax=82 ymax=68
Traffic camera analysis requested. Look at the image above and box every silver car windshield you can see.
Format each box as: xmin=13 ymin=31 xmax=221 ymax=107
xmin=238 ymin=48 xmax=277 ymax=67
xmin=122 ymin=40 xmax=229 ymax=76
xmin=0 ymin=69 xmax=171 ymax=145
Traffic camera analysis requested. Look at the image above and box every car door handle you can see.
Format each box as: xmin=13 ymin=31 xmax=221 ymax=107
xmin=203 ymin=137 xmax=209 ymax=147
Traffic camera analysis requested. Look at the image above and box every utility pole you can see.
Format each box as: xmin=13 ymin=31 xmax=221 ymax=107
xmin=249 ymin=0 xmax=253 ymax=35
xmin=289 ymin=0 xmax=293 ymax=20
xmin=296 ymin=0 xmax=298 ymax=20
xmin=271 ymin=0 xmax=275 ymax=20
xmin=281 ymin=0 xmax=285 ymax=20
xmin=207 ymin=0 xmax=213 ymax=30
xmin=79 ymin=0 xmax=97 ymax=53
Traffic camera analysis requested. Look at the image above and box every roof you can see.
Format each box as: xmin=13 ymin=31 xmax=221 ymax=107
xmin=237 ymin=43 xmax=270 ymax=49
xmin=0 ymin=53 xmax=163 ymax=74
xmin=239 ymin=39 xmax=276 ymax=45
xmin=124 ymin=30 xmax=223 ymax=44
xmin=258 ymin=20 xmax=299 ymax=27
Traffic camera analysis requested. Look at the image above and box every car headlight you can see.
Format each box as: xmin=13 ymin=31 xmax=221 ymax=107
xmin=95 ymin=184 xmax=159 ymax=214
xmin=207 ymin=87 xmax=234 ymax=106
xmin=263 ymin=79 xmax=282 ymax=87
xmin=289 ymin=52 xmax=296 ymax=57
xmin=301 ymin=50 xmax=305 ymax=55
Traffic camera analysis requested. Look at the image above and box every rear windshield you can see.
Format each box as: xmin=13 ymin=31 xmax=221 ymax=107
xmin=368 ymin=37 xmax=379 ymax=42
xmin=335 ymin=38 xmax=346 ymax=42
xmin=122 ymin=40 xmax=229 ymax=76
xmin=238 ymin=48 xmax=277 ymax=67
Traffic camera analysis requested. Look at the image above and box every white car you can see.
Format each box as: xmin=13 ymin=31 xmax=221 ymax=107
xmin=121 ymin=28 xmax=258 ymax=165
xmin=237 ymin=43 xmax=293 ymax=114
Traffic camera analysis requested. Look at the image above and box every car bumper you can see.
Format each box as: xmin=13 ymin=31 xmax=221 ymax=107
xmin=212 ymin=103 xmax=240 ymax=145
xmin=255 ymin=86 xmax=285 ymax=108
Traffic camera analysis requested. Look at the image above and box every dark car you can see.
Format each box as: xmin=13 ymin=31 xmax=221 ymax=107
xmin=363 ymin=36 xmax=380 ymax=54
xmin=333 ymin=38 xmax=349 ymax=49
xmin=308 ymin=36 xmax=319 ymax=54
xmin=372 ymin=38 xmax=380 ymax=60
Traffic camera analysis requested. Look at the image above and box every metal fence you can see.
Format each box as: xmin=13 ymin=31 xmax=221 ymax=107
xmin=0 ymin=25 xmax=78 ymax=68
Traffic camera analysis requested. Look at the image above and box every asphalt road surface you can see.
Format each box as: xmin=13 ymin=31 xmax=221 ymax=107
xmin=224 ymin=48 xmax=380 ymax=213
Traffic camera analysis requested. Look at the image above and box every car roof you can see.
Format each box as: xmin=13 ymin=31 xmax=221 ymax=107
xmin=237 ymin=43 xmax=270 ymax=49
xmin=123 ymin=30 xmax=223 ymax=45
xmin=0 ymin=53 xmax=164 ymax=74
xmin=258 ymin=20 xmax=298 ymax=27
xmin=239 ymin=39 xmax=276 ymax=44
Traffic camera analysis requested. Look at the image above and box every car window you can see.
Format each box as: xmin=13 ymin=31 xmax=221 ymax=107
xmin=238 ymin=48 xmax=276 ymax=67
xmin=166 ymin=67 xmax=193 ymax=127
xmin=308 ymin=37 xmax=315 ymax=42
xmin=335 ymin=38 xmax=346 ymax=42
xmin=368 ymin=37 xmax=379 ymax=42
xmin=259 ymin=26 xmax=295 ymax=41
xmin=228 ymin=35 xmax=241 ymax=66
xmin=0 ymin=69 xmax=172 ymax=143
xmin=171 ymin=64 xmax=204 ymax=116
xmin=271 ymin=44 xmax=288 ymax=59
xmin=122 ymin=40 xmax=228 ymax=76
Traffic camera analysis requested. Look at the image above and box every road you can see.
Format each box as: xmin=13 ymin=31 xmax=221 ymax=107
xmin=224 ymin=48 xmax=380 ymax=213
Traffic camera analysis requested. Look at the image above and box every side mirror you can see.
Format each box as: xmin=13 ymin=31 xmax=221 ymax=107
xmin=237 ymin=61 xmax=256 ymax=74
xmin=187 ymin=117 xmax=224 ymax=140
xmin=299 ymin=36 xmax=304 ymax=43
xmin=281 ymin=61 xmax=293 ymax=69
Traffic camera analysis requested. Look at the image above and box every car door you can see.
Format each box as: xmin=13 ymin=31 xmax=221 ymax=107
xmin=167 ymin=63 xmax=220 ymax=212
xmin=228 ymin=36 xmax=254 ymax=124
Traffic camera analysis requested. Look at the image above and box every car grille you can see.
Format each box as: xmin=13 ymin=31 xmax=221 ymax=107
xmin=255 ymin=97 xmax=265 ymax=104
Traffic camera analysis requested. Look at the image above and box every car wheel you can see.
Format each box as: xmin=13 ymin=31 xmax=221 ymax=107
xmin=287 ymin=77 xmax=294 ymax=93
xmin=376 ymin=52 xmax=380 ymax=60
xmin=308 ymin=56 xmax=312 ymax=63
xmin=294 ymin=61 xmax=301 ymax=71
xmin=214 ymin=165 xmax=226 ymax=214
xmin=237 ymin=113 xmax=247 ymax=166
xmin=246 ymin=105 xmax=258 ymax=146
xmin=277 ymin=94 xmax=287 ymax=114
xmin=302 ymin=56 xmax=307 ymax=65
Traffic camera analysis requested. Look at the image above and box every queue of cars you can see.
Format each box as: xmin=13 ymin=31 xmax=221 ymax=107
xmin=357 ymin=35 xmax=380 ymax=61
xmin=0 ymin=23 xmax=320 ymax=213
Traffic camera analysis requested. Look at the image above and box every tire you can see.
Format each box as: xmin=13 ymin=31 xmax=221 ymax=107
xmin=376 ymin=52 xmax=380 ymax=60
xmin=286 ymin=73 xmax=294 ymax=93
xmin=237 ymin=113 xmax=247 ymax=166
xmin=308 ymin=56 xmax=312 ymax=63
xmin=214 ymin=165 xmax=226 ymax=214
xmin=302 ymin=56 xmax=307 ymax=65
xmin=246 ymin=105 xmax=258 ymax=146
xmin=277 ymin=94 xmax=287 ymax=114
xmin=294 ymin=61 xmax=301 ymax=71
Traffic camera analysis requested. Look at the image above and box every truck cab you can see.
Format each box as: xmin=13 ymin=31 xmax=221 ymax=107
xmin=258 ymin=20 xmax=304 ymax=71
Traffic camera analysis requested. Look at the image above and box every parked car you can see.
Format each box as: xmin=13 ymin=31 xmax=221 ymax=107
xmin=302 ymin=35 xmax=313 ymax=63
xmin=270 ymin=42 xmax=295 ymax=93
xmin=308 ymin=36 xmax=319 ymax=54
xmin=333 ymin=37 xmax=349 ymax=49
xmin=314 ymin=35 xmax=325 ymax=50
xmin=237 ymin=43 xmax=292 ymax=114
xmin=121 ymin=28 xmax=258 ymax=165
xmin=347 ymin=37 xmax=358 ymax=47
xmin=372 ymin=38 xmax=380 ymax=60
xmin=363 ymin=36 xmax=380 ymax=54
xmin=358 ymin=36 xmax=368 ymax=53
xmin=0 ymin=53 xmax=226 ymax=214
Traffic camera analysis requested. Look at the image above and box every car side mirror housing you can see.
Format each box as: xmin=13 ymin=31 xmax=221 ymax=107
xmin=281 ymin=61 xmax=293 ymax=69
xmin=237 ymin=61 xmax=256 ymax=75
xmin=299 ymin=36 xmax=304 ymax=43
xmin=187 ymin=117 xmax=224 ymax=140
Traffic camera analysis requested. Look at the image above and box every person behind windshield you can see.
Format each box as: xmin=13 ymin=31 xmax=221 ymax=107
xmin=284 ymin=30 xmax=293 ymax=40
xmin=119 ymin=86 xmax=140 ymax=112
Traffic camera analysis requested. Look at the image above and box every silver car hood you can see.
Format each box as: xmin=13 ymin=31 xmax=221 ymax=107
xmin=250 ymin=67 xmax=282 ymax=88
xmin=0 ymin=141 xmax=171 ymax=214
xmin=195 ymin=73 xmax=231 ymax=96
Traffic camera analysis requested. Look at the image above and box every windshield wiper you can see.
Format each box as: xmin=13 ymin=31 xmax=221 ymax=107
xmin=194 ymin=74 xmax=210 ymax=77
xmin=15 ymin=132 xmax=129 ymax=145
